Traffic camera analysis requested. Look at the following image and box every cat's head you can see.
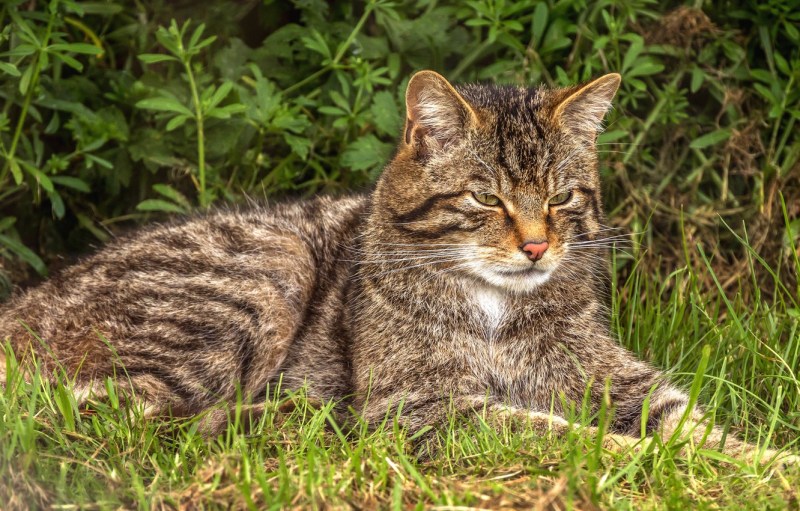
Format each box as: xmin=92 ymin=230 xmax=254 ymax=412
xmin=371 ymin=71 xmax=621 ymax=294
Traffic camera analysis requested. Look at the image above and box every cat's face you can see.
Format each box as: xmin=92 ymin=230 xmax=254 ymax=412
xmin=373 ymin=71 xmax=621 ymax=294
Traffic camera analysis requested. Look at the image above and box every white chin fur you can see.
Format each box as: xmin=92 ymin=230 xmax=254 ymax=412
xmin=464 ymin=261 xmax=554 ymax=294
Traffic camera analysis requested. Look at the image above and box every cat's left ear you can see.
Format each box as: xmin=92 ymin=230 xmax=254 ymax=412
xmin=403 ymin=70 xmax=478 ymax=155
xmin=552 ymin=73 xmax=621 ymax=138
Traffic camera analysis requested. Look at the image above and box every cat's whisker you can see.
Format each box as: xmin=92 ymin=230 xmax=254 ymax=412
xmin=568 ymin=241 xmax=638 ymax=249
xmin=566 ymin=231 xmax=642 ymax=242
xmin=420 ymin=261 xmax=476 ymax=285
xmin=566 ymin=226 xmax=627 ymax=240
xmin=566 ymin=247 xmax=636 ymax=260
xmin=368 ymin=242 xmax=479 ymax=248
xmin=568 ymin=239 xmax=640 ymax=248
xmin=556 ymin=258 xmax=611 ymax=283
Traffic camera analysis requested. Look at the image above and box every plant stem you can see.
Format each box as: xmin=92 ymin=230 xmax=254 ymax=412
xmin=450 ymin=37 xmax=494 ymax=81
xmin=184 ymin=58 xmax=206 ymax=207
xmin=282 ymin=2 xmax=375 ymax=97
xmin=0 ymin=9 xmax=56 ymax=185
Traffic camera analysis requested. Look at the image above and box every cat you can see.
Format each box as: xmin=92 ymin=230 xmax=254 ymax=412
xmin=0 ymin=70 xmax=793 ymax=465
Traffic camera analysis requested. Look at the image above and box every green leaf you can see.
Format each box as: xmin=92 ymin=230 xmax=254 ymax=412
xmin=370 ymin=91 xmax=401 ymax=136
xmin=597 ymin=130 xmax=628 ymax=144
xmin=54 ymin=384 xmax=77 ymax=432
xmin=50 ymin=176 xmax=91 ymax=193
xmin=48 ymin=189 xmax=66 ymax=219
xmin=55 ymin=52 xmax=84 ymax=72
xmin=68 ymin=2 xmax=124 ymax=15
xmin=625 ymin=59 xmax=664 ymax=78
xmin=48 ymin=43 xmax=102 ymax=55
xmin=532 ymin=2 xmax=548 ymax=47
xmin=191 ymin=36 xmax=217 ymax=53
xmin=76 ymin=213 xmax=111 ymax=242
xmin=318 ymin=106 xmax=347 ymax=116
xmin=0 ymin=233 xmax=47 ymax=275
xmin=1 ymin=44 xmax=37 ymax=57
xmin=206 ymin=104 xmax=246 ymax=119
xmin=138 ymin=53 xmax=179 ymax=64
xmin=9 ymin=11 xmax=39 ymax=45
xmin=690 ymin=67 xmax=705 ymax=93
xmin=205 ymin=81 xmax=234 ymax=111
xmin=19 ymin=64 xmax=34 ymax=94
xmin=152 ymin=184 xmax=192 ymax=210
xmin=301 ymin=30 xmax=331 ymax=59
xmin=690 ymin=129 xmax=732 ymax=149
xmin=188 ymin=23 xmax=207 ymax=49
xmin=155 ymin=25 xmax=181 ymax=57
xmin=85 ymin=154 xmax=113 ymax=169
xmin=341 ymin=134 xmax=394 ymax=173
xmin=621 ymin=36 xmax=644 ymax=74
xmin=20 ymin=161 xmax=54 ymax=192
xmin=284 ymin=133 xmax=312 ymax=160
xmin=0 ymin=217 xmax=16 ymax=231
xmin=136 ymin=199 xmax=187 ymax=214
xmin=8 ymin=158 xmax=23 ymax=185
xmin=136 ymin=97 xmax=194 ymax=117
xmin=0 ymin=62 xmax=20 ymax=77
xmin=165 ymin=114 xmax=190 ymax=131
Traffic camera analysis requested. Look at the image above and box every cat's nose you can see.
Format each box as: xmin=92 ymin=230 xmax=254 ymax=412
xmin=521 ymin=240 xmax=549 ymax=261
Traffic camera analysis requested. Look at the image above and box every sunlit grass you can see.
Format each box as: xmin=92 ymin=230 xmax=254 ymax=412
xmin=2 ymin=228 xmax=799 ymax=509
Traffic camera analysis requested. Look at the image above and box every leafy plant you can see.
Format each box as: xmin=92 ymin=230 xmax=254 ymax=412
xmin=137 ymin=19 xmax=244 ymax=207
xmin=0 ymin=0 xmax=798 ymax=295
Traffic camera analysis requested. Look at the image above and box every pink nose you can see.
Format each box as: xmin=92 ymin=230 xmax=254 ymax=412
xmin=521 ymin=240 xmax=549 ymax=261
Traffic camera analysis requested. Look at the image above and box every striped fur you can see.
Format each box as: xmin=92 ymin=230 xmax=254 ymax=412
xmin=0 ymin=71 xmax=793 ymax=465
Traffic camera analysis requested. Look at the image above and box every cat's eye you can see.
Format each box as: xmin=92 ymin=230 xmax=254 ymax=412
xmin=473 ymin=192 xmax=501 ymax=207
xmin=548 ymin=191 xmax=573 ymax=206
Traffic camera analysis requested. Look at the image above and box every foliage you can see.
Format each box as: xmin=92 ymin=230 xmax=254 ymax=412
xmin=0 ymin=0 xmax=798 ymax=287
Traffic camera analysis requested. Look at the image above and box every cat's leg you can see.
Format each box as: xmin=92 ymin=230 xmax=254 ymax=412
xmin=615 ymin=382 xmax=799 ymax=467
xmin=362 ymin=394 xmax=647 ymax=455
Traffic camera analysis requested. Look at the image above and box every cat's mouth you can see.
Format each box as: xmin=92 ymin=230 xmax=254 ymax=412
xmin=463 ymin=259 xmax=556 ymax=293
xmin=495 ymin=265 xmax=549 ymax=276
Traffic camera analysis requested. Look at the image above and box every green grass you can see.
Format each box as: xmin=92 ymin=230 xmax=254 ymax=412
xmin=2 ymin=230 xmax=799 ymax=510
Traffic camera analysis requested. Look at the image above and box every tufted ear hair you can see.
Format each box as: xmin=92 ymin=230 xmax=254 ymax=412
xmin=552 ymin=73 xmax=621 ymax=139
xmin=403 ymin=70 xmax=478 ymax=155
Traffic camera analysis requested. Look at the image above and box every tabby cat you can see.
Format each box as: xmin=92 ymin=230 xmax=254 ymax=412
xmin=0 ymin=71 xmax=791 ymax=464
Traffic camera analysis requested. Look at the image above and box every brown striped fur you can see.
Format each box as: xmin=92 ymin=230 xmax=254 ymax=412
xmin=0 ymin=71 xmax=794 ymax=465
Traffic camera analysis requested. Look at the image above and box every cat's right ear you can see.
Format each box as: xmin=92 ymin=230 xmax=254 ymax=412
xmin=403 ymin=70 xmax=477 ymax=156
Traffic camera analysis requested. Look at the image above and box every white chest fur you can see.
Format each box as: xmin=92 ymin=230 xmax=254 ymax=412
xmin=474 ymin=287 xmax=507 ymax=339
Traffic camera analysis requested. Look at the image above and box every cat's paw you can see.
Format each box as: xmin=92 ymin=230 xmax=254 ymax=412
xmin=601 ymin=432 xmax=652 ymax=454
xmin=738 ymin=446 xmax=800 ymax=471
xmin=764 ymin=450 xmax=800 ymax=471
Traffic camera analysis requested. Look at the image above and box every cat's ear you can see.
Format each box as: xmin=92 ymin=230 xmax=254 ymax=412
xmin=403 ymin=70 xmax=477 ymax=155
xmin=552 ymin=73 xmax=621 ymax=138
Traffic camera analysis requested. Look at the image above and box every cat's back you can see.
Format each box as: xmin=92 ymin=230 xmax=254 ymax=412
xmin=0 ymin=194 xmax=368 ymax=398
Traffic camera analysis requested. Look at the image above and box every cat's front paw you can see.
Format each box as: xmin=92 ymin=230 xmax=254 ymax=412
xmin=766 ymin=451 xmax=800 ymax=471
xmin=601 ymin=432 xmax=652 ymax=454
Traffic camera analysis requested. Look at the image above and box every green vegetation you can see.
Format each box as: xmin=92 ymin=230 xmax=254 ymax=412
xmin=1 ymin=0 xmax=799 ymax=508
